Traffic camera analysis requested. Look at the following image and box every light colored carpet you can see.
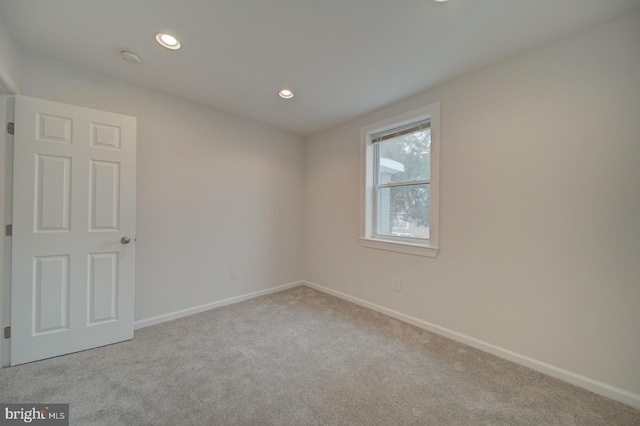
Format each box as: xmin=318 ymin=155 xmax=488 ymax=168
xmin=1 ymin=286 xmax=638 ymax=425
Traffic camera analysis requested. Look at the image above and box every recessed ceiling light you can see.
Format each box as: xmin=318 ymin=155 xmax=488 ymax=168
xmin=278 ymin=89 xmax=295 ymax=99
xmin=156 ymin=33 xmax=181 ymax=50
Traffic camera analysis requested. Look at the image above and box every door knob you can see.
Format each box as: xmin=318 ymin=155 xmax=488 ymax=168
xmin=121 ymin=236 xmax=131 ymax=245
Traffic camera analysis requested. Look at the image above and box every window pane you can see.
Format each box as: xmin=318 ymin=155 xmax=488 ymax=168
xmin=377 ymin=184 xmax=430 ymax=239
xmin=377 ymin=128 xmax=430 ymax=184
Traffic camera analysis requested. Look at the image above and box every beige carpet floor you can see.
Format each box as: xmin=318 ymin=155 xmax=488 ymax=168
xmin=1 ymin=286 xmax=639 ymax=425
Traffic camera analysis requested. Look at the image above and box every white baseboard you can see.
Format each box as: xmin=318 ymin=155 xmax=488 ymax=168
xmin=303 ymin=280 xmax=640 ymax=410
xmin=134 ymin=281 xmax=304 ymax=330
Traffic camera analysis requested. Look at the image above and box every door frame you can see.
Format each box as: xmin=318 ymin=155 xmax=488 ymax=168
xmin=0 ymin=94 xmax=16 ymax=367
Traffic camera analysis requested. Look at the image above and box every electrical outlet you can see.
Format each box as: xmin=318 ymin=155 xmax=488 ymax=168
xmin=393 ymin=279 xmax=401 ymax=292
xmin=230 ymin=269 xmax=238 ymax=280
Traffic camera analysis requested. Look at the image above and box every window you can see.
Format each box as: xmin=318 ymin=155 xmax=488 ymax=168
xmin=360 ymin=103 xmax=440 ymax=257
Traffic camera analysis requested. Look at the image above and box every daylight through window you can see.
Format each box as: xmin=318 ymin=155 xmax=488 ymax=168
xmin=360 ymin=102 xmax=439 ymax=257
xmin=373 ymin=120 xmax=431 ymax=241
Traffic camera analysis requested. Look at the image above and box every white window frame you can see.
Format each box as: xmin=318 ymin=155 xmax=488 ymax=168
xmin=359 ymin=102 xmax=440 ymax=257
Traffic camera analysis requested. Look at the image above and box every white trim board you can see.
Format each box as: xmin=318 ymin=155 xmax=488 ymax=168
xmin=134 ymin=281 xmax=304 ymax=330
xmin=0 ymin=67 xmax=19 ymax=95
xmin=303 ymin=280 xmax=640 ymax=410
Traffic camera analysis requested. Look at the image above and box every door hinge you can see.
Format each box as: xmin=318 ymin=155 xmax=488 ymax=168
xmin=5 ymin=224 xmax=11 ymax=236
xmin=7 ymin=122 xmax=14 ymax=135
xmin=3 ymin=326 xmax=9 ymax=339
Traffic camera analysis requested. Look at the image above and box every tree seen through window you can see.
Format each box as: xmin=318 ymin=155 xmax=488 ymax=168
xmin=376 ymin=128 xmax=430 ymax=239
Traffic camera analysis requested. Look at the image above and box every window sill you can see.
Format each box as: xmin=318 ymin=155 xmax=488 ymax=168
xmin=359 ymin=238 xmax=439 ymax=258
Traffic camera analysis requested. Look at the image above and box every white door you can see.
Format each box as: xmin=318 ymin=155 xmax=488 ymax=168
xmin=11 ymin=95 xmax=136 ymax=365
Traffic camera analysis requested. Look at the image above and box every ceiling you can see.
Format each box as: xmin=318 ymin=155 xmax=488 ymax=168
xmin=1 ymin=0 xmax=638 ymax=136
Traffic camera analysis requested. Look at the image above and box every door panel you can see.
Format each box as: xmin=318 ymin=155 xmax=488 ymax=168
xmin=34 ymin=255 xmax=70 ymax=334
xmin=11 ymin=95 xmax=136 ymax=365
xmin=88 ymin=252 xmax=119 ymax=324
xmin=90 ymin=160 xmax=120 ymax=231
xmin=36 ymin=155 xmax=72 ymax=232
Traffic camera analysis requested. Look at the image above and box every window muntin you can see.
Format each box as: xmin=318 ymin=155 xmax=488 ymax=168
xmin=373 ymin=123 xmax=431 ymax=241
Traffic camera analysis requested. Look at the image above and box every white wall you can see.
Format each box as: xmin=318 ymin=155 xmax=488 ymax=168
xmin=304 ymin=11 xmax=640 ymax=401
xmin=18 ymin=52 xmax=305 ymax=323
